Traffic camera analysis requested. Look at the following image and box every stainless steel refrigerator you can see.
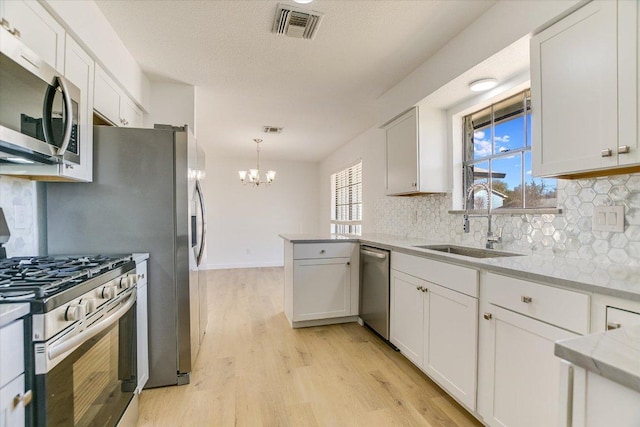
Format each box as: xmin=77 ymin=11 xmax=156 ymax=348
xmin=46 ymin=125 xmax=208 ymax=388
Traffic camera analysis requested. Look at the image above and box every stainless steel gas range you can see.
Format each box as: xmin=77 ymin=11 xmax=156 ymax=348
xmin=0 ymin=255 xmax=138 ymax=427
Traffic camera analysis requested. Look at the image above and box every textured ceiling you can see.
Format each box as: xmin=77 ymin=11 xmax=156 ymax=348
xmin=95 ymin=0 xmax=497 ymax=162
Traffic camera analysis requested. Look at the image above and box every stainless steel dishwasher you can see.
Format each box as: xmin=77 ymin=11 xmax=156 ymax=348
xmin=359 ymin=245 xmax=391 ymax=340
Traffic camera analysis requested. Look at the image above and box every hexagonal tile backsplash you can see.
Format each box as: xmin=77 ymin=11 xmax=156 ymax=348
xmin=372 ymin=173 xmax=640 ymax=266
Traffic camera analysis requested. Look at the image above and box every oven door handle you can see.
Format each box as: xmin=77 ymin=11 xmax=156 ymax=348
xmin=48 ymin=291 xmax=136 ymax=360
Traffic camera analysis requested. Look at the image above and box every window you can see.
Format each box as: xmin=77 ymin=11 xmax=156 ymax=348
xmin=463 ymin=89 xmax=557 ymax=210
xmin=330 ymin=161 xmax=362 ymax=235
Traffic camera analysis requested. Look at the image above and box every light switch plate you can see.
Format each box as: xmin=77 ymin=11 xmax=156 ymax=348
xmin=592 ymin=205 xmax=624 ymax=232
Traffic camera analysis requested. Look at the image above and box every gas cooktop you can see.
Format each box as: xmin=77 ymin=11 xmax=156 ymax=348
xmin=0 ymin=255 xmax=134 ymax=307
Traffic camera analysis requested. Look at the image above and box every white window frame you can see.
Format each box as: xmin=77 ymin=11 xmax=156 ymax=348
xmin=330 ymin=161 xmax=362 ymax=236
xmin=447 ymin=76 xmax=559 ymax=212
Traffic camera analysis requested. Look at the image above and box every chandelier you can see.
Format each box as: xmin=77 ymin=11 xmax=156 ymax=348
xmin=238 ymin=138 xmax=276 ymax=186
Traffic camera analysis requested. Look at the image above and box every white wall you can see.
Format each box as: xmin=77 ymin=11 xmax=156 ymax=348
xmin=375 ymin=0 xmax=580 ymax=125
xmin=318 ymin=127 xmax=386 ymax=234
xmin=204 ymin=153 xmax=319 ymax=269
xmin=144 ymin=82 xmax=195 ymax=131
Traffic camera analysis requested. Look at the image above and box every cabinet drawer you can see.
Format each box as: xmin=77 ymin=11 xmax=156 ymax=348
xmin=485 ymin=273 xmax=589 ymax=334
xmin=392 ymin=252 xmax=478 ymax=297
xmin=606 ymin=307 xmax=640 ymax=330
xmin=293 ymin=243 xmax=354 ymax=260
xmin=0 ymin=320 xmax=24 ymax=388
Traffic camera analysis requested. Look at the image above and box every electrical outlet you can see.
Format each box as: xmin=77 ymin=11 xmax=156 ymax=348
xmin=592 ymin=205 xmax=624 ymax=232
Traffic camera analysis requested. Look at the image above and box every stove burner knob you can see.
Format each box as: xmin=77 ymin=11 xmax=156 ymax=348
xmin=119 ymin=276 xmax=130 ymax=289
xmin=65 ymin=303 xmax=86 ymax=321
xmin=130 ymin=274 xmax=138 ymax=286
xmin=84 ymin=298 xmax=98 ymax=313
xmin=102 ymin=285 xmax=117 ymax=299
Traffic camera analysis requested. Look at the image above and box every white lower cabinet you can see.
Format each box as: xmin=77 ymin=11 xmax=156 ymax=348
xmin=390 ymin=252 xmax=479 ymax=411
xmin=567 ymin=366 xmax=640 ymax=427
xmin=0 ymin=374 xmax=26 ymax=427
xmin=283 ymin=241 xmax=359 ymax=327
xmin=479 ymin=306 xmax=578 ymax=427
xmin=478 ymin=272 xmax=590 ymax=427
xmin=423 ymin=282 xmax=477 ymax=410
xmin=293 ymin=258 xmax=352 ymax=321
xmin=390 ymin=269 xmax=424 ymax=366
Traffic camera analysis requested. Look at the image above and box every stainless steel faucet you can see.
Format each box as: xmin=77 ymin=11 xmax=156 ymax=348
xmin=464 ymin=182 xmax=502 ymax=249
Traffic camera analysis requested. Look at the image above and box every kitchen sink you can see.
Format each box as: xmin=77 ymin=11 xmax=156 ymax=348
xmin=413 ymin=244 xmax=524 ymax=259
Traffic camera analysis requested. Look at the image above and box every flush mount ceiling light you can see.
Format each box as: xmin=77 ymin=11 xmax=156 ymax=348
xmin=238 ymin=139 xmax=277 ymax=187
xmin=469 ymin=78 xmax=498 ymax=92
xmin=293 ymin=0 xmax=313 ymax=4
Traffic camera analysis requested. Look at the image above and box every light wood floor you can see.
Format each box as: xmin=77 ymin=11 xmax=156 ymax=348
xmin=137 ymin=268 xmax=482 ymax=427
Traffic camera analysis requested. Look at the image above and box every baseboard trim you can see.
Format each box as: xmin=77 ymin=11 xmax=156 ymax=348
xmin=205 ymin=262 xmax=284 ymax=270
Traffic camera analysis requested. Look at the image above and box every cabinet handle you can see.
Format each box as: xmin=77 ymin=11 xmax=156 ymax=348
xmin=483 ymin=313 xmax=492 ymax=320
xmin=0 ymin=18 xmax=10 ymax=31
xmin=9 ymin=27 xmax=20 ymax=38
xmin=13 ymin=390 xmax=32 ymax=407
xmin=601 ymin=148 xmax=613 ymax=157
xmin=416 ymin=286 xmax=423 ymax=292
xmin=607 ymin=321 xmax=621 ymax=330
xmin=618 ymin=145 xmax=631 ymax=154
xmin=521 ymin=296 xmax=533 ymax=303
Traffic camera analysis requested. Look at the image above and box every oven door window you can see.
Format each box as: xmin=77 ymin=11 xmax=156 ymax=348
xmin=42 ymin=303 xmax=137 ymax=427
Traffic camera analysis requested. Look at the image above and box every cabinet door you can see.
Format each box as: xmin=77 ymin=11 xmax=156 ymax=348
xmin=389 ymin=269 xmax=424 ymax=366
xmin=120 ymin=97 xmax=142 ymax=128
xmin=293 ymin=258 xmax=351 ymax=321
xmin=1 ymin=0 xmax=65 ymax=72
xmin=481 ymin=306 xmax=578 ymax=427
xmin=423 ymin=282 xmax=478 ymax=410
xmin=386 ymin=108 xmax=418 ymax=195
xmin=0 ymin=374 xmax=25 ymax=427
xmin=94 ymin=65 xmax=121 ymax=126
xmin=531 ymin=1 xmax=618 ymax=176
xmin=63 ymin=35 xmax=94 ymax=182
xmin=618 ymin=0 xmax=640 ymax=166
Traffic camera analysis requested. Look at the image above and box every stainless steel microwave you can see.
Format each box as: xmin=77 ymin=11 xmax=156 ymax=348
xmin=0 ymin=27 xmax=80 ymax=166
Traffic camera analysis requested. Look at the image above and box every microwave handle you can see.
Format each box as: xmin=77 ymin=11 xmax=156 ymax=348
xmin=42 ymin=76 xmax=73 ymax=156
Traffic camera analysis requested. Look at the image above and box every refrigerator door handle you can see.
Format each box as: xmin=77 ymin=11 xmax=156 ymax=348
xmin=195 ymin=180 xmax=207 ymax=267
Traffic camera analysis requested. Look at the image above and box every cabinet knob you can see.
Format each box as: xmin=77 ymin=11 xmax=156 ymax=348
xmin=601 ymin=148 xmax=613 ymax=157
xmin=320 ymin=249 xmax=325 ymax=254
xmin=521 ymin=296 xmax=533 ymax=303
xmin=618 ymin=145 xmax=631 ymax=154
xmin=14 ymin=390 xmax=33 ymax=407
xmin=483 ymin=313 xmax=493 ymax=320
xmin=346 ymin=262 xmax=350 ymax=266
xmin=607 ymin=321 xmax=621 ymax=330
xmin=0 ymin=18 xmax=11 ymax=31
xmin=9 ymin=27 xmax=20 ymax=38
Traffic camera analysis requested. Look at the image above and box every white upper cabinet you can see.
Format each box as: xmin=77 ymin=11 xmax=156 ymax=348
xmin=95 ymin=64 xmax=143 ymax=128
xmin=62 ymin=34 xmax=94 ymax=182
xmin=0 ymin=0 xmax=65 ymax=72
xmin=384 ymin=107 xmax=447 ymax=195
xmin=531 ymin=0 xmax=640 ymax=177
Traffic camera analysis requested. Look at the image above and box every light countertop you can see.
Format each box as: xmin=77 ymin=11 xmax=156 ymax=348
xmin=0 ymin=303 xmax=30 ymax=328
xmin=280 ymin=233 xmax=640 ymax=302
xmin=555 ymin=325 xmax=640 ymax=393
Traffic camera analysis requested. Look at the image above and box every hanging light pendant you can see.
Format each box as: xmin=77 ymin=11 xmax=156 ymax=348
xmin=238 ymin=139 xmax=277 ymax=186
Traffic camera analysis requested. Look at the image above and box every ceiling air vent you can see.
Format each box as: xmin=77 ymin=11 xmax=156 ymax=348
xmin=263 ymin=126 xmax=283 ymax=134
xmin=272 ymin=4 xmax=323 ymax=40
